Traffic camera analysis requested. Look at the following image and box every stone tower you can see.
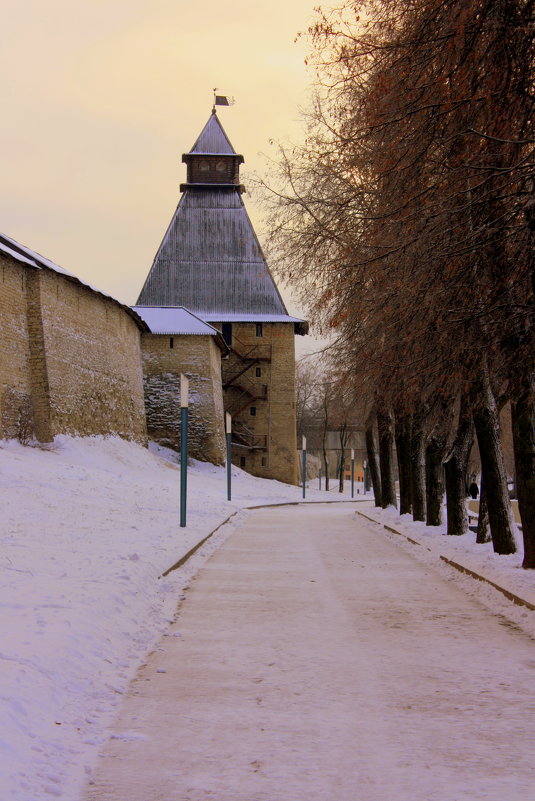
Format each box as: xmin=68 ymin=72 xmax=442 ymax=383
xmin=137 ymin=110 xmax=307 ymax=484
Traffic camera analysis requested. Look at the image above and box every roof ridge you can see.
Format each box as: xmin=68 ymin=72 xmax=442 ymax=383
xmin=188 ymin=110 xmax=237 ymax=156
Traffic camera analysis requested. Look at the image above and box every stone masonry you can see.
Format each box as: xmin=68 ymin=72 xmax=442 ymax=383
xmin=0 ymin=248 xmax=147 ymax=444
xmin=140 ymin=333 xmax=226 ymax=465
xmin=217 ymin=322 xmax=298 ymax=485
xmin=0 ymin=254 xmax=34 ymax=441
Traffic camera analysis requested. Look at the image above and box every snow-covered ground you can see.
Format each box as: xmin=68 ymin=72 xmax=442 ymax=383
xmin=0 ymin=436 xmax=327 ymax=800
xmin=0 ymin=436 xmax=533 ymax=800
xmin=362 ymin=504 xmax=535 ymax=609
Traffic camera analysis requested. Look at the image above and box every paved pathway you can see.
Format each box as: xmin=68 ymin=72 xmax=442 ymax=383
xmin=84 ymin=504 xmax=535 ymax=801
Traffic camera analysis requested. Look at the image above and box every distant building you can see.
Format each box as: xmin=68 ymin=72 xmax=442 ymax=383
xmin=136 ymin=109 xmax=307 ymax=484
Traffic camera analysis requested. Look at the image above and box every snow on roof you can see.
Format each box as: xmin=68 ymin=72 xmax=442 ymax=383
xmin=199 ymin=312 xmax=305 ymax=324
xmin=1 ymin=233 xmax=81 ymax=278
xmin=133 ymin=306 xmax=221 ymax=335
xmin=0 ymin=233 xmax=148 ymax=331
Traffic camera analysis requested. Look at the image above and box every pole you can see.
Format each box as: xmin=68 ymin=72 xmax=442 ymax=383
xmin=302 ymin=435 xmax=307 ymax=499
xmin=363 ymin=459 xmax=368 ymax=495
xmin=351 ymin=448 xmax=355 ymax=498
xmin=180 ymin=374 xmax=189 ymax=527
xmin=226 ymin=412 xmax=232 ymax=501
xmin=319 ymin=465 xmax=322 ymax=491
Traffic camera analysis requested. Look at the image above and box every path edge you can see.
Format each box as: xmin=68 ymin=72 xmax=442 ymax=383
xmin=357 ymin=511 xmax=535 ymax=612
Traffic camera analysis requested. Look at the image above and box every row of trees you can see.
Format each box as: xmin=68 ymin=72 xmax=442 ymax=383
xmin=262 ymin=0 xmax=535 ymax=566
xmin=296 ymin=359 xmax=361 ymax=491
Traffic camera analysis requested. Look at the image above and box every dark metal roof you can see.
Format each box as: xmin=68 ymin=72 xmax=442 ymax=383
xmin=188 ymin=110 xmax=237 ymax=156
xmin=137 ymin=188 xmax=291 ymax=317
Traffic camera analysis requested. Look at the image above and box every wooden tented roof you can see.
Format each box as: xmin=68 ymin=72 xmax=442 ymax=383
xmin=136 ymin=111 xmax=303 ymax=325
xmin=188 ymin=110 xmax=239 ymax=156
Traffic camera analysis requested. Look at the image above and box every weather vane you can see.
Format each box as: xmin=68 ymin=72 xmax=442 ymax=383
xmin=212 ymin=88 xmax=235 ymax=111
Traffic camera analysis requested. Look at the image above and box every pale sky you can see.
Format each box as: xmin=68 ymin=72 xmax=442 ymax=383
xmin=0 ymin=0 xmax=320 ymax=323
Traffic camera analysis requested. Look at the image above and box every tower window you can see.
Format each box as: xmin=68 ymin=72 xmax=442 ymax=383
xmin=170 ymin=337 xmax=174 ymax=349
xmin=222 ymin=323 xmax=232 ymax=346
xmin=256 ymin=323 xmax=263 ymax=337
xmin=240 ymin=456 xmax=246 ymax=468
xmin=250 ymin=406 xmax=257 ymax=416
xmin=255 ymin=367 xmax=261 ymax=378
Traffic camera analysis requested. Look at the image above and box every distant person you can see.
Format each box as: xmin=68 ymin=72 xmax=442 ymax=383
xmin=469 ymin=482 xmax=479 ymax=499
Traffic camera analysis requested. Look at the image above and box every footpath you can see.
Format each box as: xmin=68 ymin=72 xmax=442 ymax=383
xmin=83 ymin=503 xmax=535 ymax=801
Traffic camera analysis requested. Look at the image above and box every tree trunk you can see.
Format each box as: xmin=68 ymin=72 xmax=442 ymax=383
xmin=510 ymin=364 xmax=535 ymax=567
xmin=365 ymin=417 xmax=382 ymax=507
xmin=323 ymin=454 xmax=330 ymax=492
xmin=476 ymin=473 xmax=491 ymax=544
xmin=377 ymin=402 xmax=397 ymax=508
xmin=410 ymin=408 xmax=426 ymax=522
xmin=444 ymin=397 xmax=473 ymax=536
xmin=425 ymin=395 xmax=455 ymax=526
xmin=426 ymin=438 xmax=445 ymax=526
xmin=395 ymin=411 xmax=412 ymax=515
xmin=338 ymin=450 xmax=345 ymax=493
xmin=472 ymin=360 xmax=516 ymax=555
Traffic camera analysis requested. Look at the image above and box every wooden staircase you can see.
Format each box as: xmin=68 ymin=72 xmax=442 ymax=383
xmin=223 ymin=335 xmax=271 ymax=448
xmin=232 ymin=420 xmax=267 ymax=451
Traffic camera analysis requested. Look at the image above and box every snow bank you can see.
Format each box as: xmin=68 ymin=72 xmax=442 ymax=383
xmin=0 ymin=436 xmax=326 ymax=801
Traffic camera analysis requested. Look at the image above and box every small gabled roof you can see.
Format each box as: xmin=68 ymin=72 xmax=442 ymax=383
xmin=133 ymin=305 xmax=230 ymax=353
xmin=133 ymin=305 xmax=218 ymax=335
xmin=188 ymin=110 xmax=238 ymax=156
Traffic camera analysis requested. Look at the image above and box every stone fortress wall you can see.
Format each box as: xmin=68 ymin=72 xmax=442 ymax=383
xmin=0 ymin=235 xmax=298 ymax=482
xmin=0 ymin=253 xmax=33 ymax=441
xmin=140 ymin=333 xmax=226 ymax=465
xmin=0 ymin=246 xmax=147 ymax=445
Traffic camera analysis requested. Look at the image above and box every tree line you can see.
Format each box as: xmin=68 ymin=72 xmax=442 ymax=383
xmin=262 ymin=0 xmax=535 ymax=566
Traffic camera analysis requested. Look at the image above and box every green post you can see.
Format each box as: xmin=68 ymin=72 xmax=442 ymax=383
xmin=180 ymin=374 xmax=189 ymax=528
xmin=351 ymin=448 xmax=355 ymax=498
xmin=226 ymin=412 xmax=232 ymax=501
xmin=302 ymin=435 xmax=307 ymax=499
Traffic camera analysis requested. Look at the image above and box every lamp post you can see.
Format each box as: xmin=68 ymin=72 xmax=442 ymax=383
xmin=302 ymin=435 xmax=307 ymax=499
xmin=226 ymin=412 xmax=232 ymax=501
xmin=180 ymin=374 xmax=189 ymax=527
xmin=351 ymin=448 xmax=355 ymax=498
xmin=363 ymin=459 xmax=368 ymax=495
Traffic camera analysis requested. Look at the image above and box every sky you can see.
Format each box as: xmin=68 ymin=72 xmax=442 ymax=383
xmin=0 ymin=0 xmax=321 ymax=321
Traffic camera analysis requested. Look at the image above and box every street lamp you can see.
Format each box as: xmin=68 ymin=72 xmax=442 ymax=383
xmin=180 ymin=374 xmax=189 ymax=527
xmin=226 ymin=412 xmax=232 ymax=501
xmin=302 ymin=435 xmax=307 ymax=499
